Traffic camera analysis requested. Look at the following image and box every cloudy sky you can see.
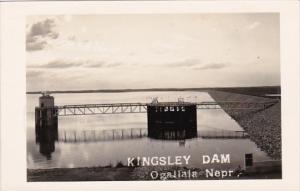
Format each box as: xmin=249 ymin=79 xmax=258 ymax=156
xmin=26 ymin=14 xmax=280 ymax=91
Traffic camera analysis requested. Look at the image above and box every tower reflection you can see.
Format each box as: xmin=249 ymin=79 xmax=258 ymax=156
xmin=148 ymin=128 xmax=197 ymax=140
xmin=35 ymin=95 xmax=58 ymax=159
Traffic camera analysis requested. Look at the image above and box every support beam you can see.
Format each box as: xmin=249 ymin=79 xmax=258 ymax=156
xmin=51 ymin=101 xmax=277 ymax=116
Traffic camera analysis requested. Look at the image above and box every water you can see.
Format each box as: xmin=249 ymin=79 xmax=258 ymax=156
xmin=27 ymin=91 xmax=271 ymax=169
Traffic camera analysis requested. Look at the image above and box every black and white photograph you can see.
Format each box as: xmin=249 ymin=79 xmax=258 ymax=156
xmin=26 ymin=13 xmax=282 ymax=181
xmin=1 ymin=1 xmax=300 ymax=191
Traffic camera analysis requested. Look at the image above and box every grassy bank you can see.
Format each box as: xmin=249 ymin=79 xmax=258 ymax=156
xmin=208 ymin=90 xmax=281 ymax=159
xmin=27 ymin=166 xmax=213 ymax=181
xmin=27 ymin=166 xmax=134 ymax=181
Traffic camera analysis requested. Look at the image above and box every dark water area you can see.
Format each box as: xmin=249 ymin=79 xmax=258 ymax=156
xmin=27 ymin=91 xmax=271 ymax=170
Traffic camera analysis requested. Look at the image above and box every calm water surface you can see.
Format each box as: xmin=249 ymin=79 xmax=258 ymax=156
xmin=27 ymin=91 xmax=271 ymax=169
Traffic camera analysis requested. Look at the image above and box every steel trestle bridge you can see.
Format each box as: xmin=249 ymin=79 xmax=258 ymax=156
xmin=41 ymin=101 xmax=278 ymax=116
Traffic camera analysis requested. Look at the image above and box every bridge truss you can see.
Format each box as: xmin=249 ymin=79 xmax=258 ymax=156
xmin=36 ymin=101 xmax=278 ymax=116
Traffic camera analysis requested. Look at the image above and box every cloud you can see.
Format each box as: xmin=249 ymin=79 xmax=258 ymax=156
xmin=84 ymin=61 xmax=106 ymax=68
xmin=26 ymin=40 xmax=47 ymax=51
xmin=26 ymin=70 xmax=43 ymax=78
xmin=246 ymin=22 xmax=261 ymax=30
xmin=28 ymin=59 xmax=124 ymax=69
xmin=195 ymin=63 xmax=230 ymax=70
xmin=106 ymin=62 xmax=122 ymax=68
xmin=164 ymin=59 xmax=201 ymax=68
xmin=46 ymin=60 xmax=83 ymax=68
xmin=28 ymin=60 xmax=83 ymax=69
xmin=85 ymin=61 xmax=124 ymax=68
xmin=30 ymin=19 xmax=58 ymax=37
xmin=26 ymin=18 xmax=59 ymax=51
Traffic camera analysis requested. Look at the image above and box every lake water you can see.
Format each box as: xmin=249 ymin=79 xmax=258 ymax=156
xmin=27 ymin=91 xmax=271 ymax=170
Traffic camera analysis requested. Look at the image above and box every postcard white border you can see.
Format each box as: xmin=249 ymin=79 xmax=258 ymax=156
xmin=1 ymin=1 xmax=299 ymax=191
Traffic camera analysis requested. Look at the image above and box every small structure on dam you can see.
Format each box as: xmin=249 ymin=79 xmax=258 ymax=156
xmin=35 ymin=93 xmax=58 ymax=159
xmin=147 ymin=98 xmax=197 ymax=140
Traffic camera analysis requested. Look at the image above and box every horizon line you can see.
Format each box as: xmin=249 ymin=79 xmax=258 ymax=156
xmin=26 ymin=85 xmax=281 ymax=94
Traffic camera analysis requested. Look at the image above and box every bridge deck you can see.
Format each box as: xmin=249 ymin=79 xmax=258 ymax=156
xmin=36 ymin=101 xmax=278 ymax=116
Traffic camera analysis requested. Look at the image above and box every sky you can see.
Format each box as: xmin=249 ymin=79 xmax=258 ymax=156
xmin=26 ymin=14 xmax=280 ymax=91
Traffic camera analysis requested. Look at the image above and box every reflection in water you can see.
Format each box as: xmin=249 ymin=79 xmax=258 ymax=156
xmin=36 ymin=126 xmax=57 ymax=160
xmin=55 ymin=128 xmax=248 ymax=143
xmin=35 ymin=109 xmax=58 ymax=160
xmin=35 ymin=127 xmax=249 ymax=159
xmin=35 ymin=127 xmax=197 ymax=158
xmin=36 ymin=127 xmax=248 ymax=158
xmin=148 ymin=128 xmax=197 ymax=140
xmin=35 ymin=94 xmax=59 ymax=160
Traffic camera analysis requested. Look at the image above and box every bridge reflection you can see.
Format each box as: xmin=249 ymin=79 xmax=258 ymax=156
xmin=35 ymin=127 xmax=249 ymax=159
xmin=56 ymin=128 xmax=249 ymax=143
xmin=38 ymin=127 xmax=248 ymax=143
xmin=35 ymin=127 xmax=249 ymax=158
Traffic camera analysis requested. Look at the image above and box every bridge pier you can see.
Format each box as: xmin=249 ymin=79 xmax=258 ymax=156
xmin=35 ymin=95 xmax=58 ymax=159
xmin=147 ymin=103 xmax=197 ymax=140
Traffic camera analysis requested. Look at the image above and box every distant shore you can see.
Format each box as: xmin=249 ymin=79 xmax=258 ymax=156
xmin=26 ymin=86 xmax=280 ymax=96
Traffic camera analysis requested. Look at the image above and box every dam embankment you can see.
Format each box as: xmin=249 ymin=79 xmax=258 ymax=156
xmin=208 ymin=90 xmax=281 ymax=159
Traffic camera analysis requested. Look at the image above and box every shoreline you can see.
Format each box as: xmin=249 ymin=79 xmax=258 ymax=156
xmin=27 ymin=165 xmax=281 ymax=181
